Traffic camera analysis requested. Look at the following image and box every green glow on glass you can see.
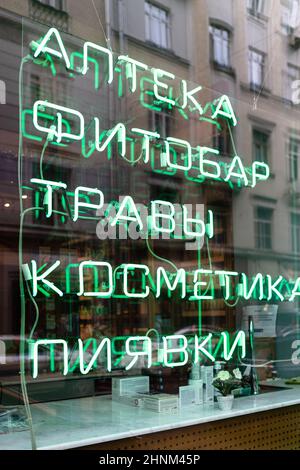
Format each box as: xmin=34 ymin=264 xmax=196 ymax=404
xmin=165 ymin=137 xmax=192 ymax=171
xmin=30 ymin=178 xmax=67 ymax=217
xmin=241 ymin=272 xmax=264 ymax=300
xmin=123 ymin=264 xmax=150 ymax=298
xmin=70 ymin=52 xmax=99 ymax=89
xmin=289 ymin=277 xmax=300 ymax=301
xmin=156 ymin=267 xmax=186 ymax=299
xmin=152 ymin=68 xmax=175 ymax=106
xmin=251 ymin=161 xmax=270 ymax=187
xmin=82 ymin=41 xmax=113 ymax=84
xmin=211 ymin=94 xmax=237 ymax=126
xmin=181 ymin=81 xmax=203 ymax=115
xmin=131 ymin=128 xmax=160 ymax=163
xmin=140 ymin=76 xmax=162 ymax=112
xmin=30 ymin=260 xmax=63 ymax=297
xmin=125 ymin=336 xmax=152 ymax=370
xmin=215 ymin=270 xmax=238 ymax=300
xmin=22 ymin=109 xmax=71 ymax=147
xmin=68 ymin=337 xmax=98 ymax=373
xmin=199 ymin=146 xmax=221 ymax=179
xmin=221 ymin=331 xmax=246 ymax=361
xmin=77 ymin=261 xmax=113 ymax=297
xmin=32 ymin=339 xmax=68 ymax=378
xmin=150 ymin=144 xmax=177 ymax=175
xmin=224 ymin=155 xmax=248 ymax=186
xmin=151 ymin=200 xmax=175 ymax=234
xmin=33 ymin=100 xmax=84 ymax=143
xmin=192 ymin=269 xmax=214 ymax=300
xmin=78 ymin=338 xmax=111 ymax=374
xmin=110 ymin=195 xmax=144 ymax=229
xmin=194 ymin=334 xmax=215 ymax=362
xmin=182 ymin=206 xmax=206 ymax=238
xmin=73 ymin=186 xmax=104 ymax=222
xmin=33 ymin=27 xmax=71 ymax=69
xmin=162 ymin=335 xmax=188 ymax=368
xmin=94 ymin=119 xmax=126 ymax=157
xmin=118 ymin=55 xmax=148 ymax=93
xmin=266 ymin=275 xmax=284 ymax=301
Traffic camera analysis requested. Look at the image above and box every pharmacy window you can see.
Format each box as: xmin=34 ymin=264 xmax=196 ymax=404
xmin=254 ymin=206 xmax=273 ymax=250
xmin=248 ymin=49 xmax=264 ymax=89
xmin=252 ymin=129 xmax=269 ymax=164
xmin=209 ymin=25 xmax=230 ymax=68
xmin=145 ymin=2 xmax=171 ymax=49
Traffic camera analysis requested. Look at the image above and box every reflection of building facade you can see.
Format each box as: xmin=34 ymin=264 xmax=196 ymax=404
xmin=0 ymin=0 xmax=299 ymax=363
xmin=0 ymin=0 xmax=300 ymax=451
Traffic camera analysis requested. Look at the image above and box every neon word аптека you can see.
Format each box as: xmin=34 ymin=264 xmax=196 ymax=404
xmin=32 ymin=27 xmax=237 ymax=122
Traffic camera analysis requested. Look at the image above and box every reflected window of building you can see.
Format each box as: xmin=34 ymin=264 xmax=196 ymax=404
xmin=38 ymin=0 xmax=64 ymax=10
xmin=291 ymin=212 xmax=300 ymax=252
xmin=284 ymin=63 xmax=300 ymax=102
xmin=247 ymin=0 xmax=265 ymax=16
xmin=213 ymin=120 xmax=233 ymax=157
xmin=248 ymin=49 xmax=264 ymax=89
xmin=30 ymin=74 xmax=41 ymax=103
xmin=150 ymin=108 xmax=172 ymax=139
xmin=281 ymin=0 xmax=299 ymax=33
xmin=209 ymin=25 xmax=230 ymax=68
xmin=255 ymin=206 xmax=273 ymax=250
xmin=289 ymin=137 xmax=300 ymax=181
xmin=253 ymin=129 xmax=269 ymax=164
xmin=145 ymin=1 xmax=171 ymax=49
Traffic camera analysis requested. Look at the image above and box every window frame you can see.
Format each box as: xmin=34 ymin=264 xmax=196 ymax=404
xmin=254 ymin=206 xmax=273 ymax=250
xmin=291 ymin=212 xmax=300 ymax=253
xmin=247 ymin=0 xmax=265 ymax=17
xmin=284 ymin=63 xmax=300 ymax=102
xmin=145 ymin=1 xmax=171 ymax=50
xmin=37 ymin=0 xmax=65 ymax=11
xmin=252 ymin=128 xmax=270 ymax=165
xmin=288 ymin=136 xmax=300 ymax=181
xmin=248 ymin=48 xmax=265 ymax=89
xmin=209 ymin=24 xmax=231 ymax=68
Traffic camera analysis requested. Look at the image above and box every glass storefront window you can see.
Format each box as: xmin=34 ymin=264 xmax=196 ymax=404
xmin=0 ymin=0 xmax=299 ymax=451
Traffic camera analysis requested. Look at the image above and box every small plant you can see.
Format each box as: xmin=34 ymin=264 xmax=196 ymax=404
xmin=212 ymin=368 xmax=242 ymax=397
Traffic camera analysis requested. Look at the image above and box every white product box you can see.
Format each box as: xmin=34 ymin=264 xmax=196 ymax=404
xmin=179 ymin=385 xmax=197 ymax=407
xmin=188 ymin=379 xmax=203 ymax=405
xmin=140 ymin=393 xmax=179 ymax=413
xmin=111 ymin=376 xmax=149 ymax=398
xmin=112 ymin=394 xmax=143 ymax=407
xmin=203 ymin=366 xmax=214 ymax=404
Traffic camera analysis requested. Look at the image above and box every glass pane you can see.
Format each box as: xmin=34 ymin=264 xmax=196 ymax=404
xmin=0 ymin=0 xmax=300 ymax=453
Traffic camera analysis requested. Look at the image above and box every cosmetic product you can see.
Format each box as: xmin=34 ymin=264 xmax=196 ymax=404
xmin=139 ymin=393 xmax=179 ymax=413
xmin=203 ymin=366 xmax=214 ymax=405
xmin=111 ymin=376 xmax=149 ymax=399
xmin=179 ymin=385 xmax=197 ymax=407
xmin=188 ymin=379 xmax=203 ymax=405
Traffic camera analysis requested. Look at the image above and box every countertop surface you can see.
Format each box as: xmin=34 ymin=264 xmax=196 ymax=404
xmin=0 ymin=382 xmax=299 ymax=450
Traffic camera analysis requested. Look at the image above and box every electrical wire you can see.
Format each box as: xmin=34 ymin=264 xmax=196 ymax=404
xmin=145 ymin=235 xmax=178 ymax=272
xmin=39 ymin=138 xmax=49 ymax=180
xmin=18 ymin=52 xmax=37 ymax=449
